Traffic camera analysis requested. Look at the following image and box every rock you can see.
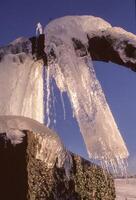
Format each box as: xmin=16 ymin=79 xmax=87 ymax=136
xmin=0 ymin=130 xmax=116 ymax=200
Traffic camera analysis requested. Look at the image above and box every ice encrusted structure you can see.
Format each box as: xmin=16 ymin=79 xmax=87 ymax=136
xmin=0 ymin=15 xmax=131 ymax=172
xmin=0 ymin=116 xmax=71 ymax=170
xmin=0 ymin=38 xmax=72 ymax=172
xmin=45 ymin=16 xmax=129 ymax=171
xmin=0 ymin=38 xmax=44 ymax=123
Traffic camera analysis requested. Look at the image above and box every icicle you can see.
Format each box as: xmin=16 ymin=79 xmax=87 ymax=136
xmin=46 ymin=66 xmax=51 ymax=127
xmin=36 ymin=22 xmax=43 ymax=36
xmin=51 ymin=83 xmax=57 ymax=125
xmin=45 ymin=42 xmax=129 ymax=174
xmin=0 ymin=53 xmax=44 ymax=123
xmin=44 ymin=16 xmax=132 ymax=175
xmin=0 ymin=115 xmax=72 ymax=171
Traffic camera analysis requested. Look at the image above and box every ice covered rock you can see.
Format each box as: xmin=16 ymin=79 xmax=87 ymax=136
xmin=0 ymin=15 xmax=136 ymax=172
xmin=0 ymin=116 xmax=69 ymax=169
xmin=45 ymin=15 xmax=136 ymax=70
xmin=0 ymin=124 xmax=115 ymax=199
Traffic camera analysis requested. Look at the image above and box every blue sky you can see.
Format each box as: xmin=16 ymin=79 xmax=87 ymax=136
xmin=0 ymin=0 xmax=136 ymax=173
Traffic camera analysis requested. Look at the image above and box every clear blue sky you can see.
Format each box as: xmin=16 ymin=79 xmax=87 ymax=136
xmin=0 ymin=0 xmax=136 ymax=173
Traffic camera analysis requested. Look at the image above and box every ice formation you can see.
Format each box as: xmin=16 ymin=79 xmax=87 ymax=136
xmin=36 ymin=22 xmax=43 ymax=36
xmin=0 ymin=38 xmax=73 ymax=174
xmin=0 ymin=40 xmax=44 ymax=123
xmin=0 ymin=15 xmax=131 ymax=173
xmin=0 ymin=115 xmax=71 ymax=171
xmin=44 ymin=16 xmax=129 ymax=172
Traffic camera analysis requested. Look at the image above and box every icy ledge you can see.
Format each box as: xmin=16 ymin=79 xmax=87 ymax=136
xmin=45 ymin=15 xmax=136 ymax=71
xmin=0 ymin=115 xmax=72 ymax=172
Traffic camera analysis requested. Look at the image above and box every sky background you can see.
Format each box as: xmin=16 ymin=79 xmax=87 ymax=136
xmin=0 ymin=0 xmax=136 ymax=174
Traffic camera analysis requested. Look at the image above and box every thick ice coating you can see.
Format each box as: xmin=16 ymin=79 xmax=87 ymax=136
xmin=0 ymin=115 xmax=72 ymax=174
xmin=0 ymin=39 xmax=44 ymax=123
xmin=0 ymin=16 xmax=131 ymax=173
xmin=0 ymin=38 xmax=73 ymax=174
xmin=45 ymin=16 xmax=129 ymax=172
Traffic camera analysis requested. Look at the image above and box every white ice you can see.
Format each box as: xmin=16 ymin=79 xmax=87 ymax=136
xmin=36 ymin=22 xmax=43 ymax=36
xmin=0 ymin=115 xmax=72 ymax=173
xmin=0 ymin=51 xmax=44 ymax=123
xmin=0 ymin=15 xmax=132 ymax=173
xmin=0 ymin=38 xmax=73 ymax=174
xmin=45 ymin=15 xmax=129 ymax=172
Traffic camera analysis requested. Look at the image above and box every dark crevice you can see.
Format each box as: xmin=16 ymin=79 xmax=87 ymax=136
xmin=87 ymin=35 xmax=136 ymax=72
xmin=72 ymin=38 xmax=88 ymax=57
xmin=88 ymin=35 xmax=122 ymax=62
xmin=125 ymin=43 xmax=136 ymax=58
xmin=0 ymin=132 xmax=28 ymax=200
xmin=29 ymin=34 xmax=47 ymax=65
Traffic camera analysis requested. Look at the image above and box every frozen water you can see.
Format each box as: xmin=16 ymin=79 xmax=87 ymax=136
xmin=45 ymin=15 xmax=129 ymax=172
xmin=36 ymin=22 xmax=43 ymax=36
xmin=0 ymin=37 xmax=72 ymax=173
xmin=0 ymin=15 xmax=131 ymax=173
xmin=0 ymin=51 xmax=44 ymax=123
xmin=0 ymin=115 xmax=72 ymax=173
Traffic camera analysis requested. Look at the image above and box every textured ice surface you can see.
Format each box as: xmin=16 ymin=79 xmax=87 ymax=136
xmin=0 ymin=48 xmax=44 ymax=123
xmin=45 ymin=15 xmax=129 ymax=172
xmin=45 ymin=16 xmax=111 ymax=46
xmin=0 ymin=38 xmax=72 ymax=174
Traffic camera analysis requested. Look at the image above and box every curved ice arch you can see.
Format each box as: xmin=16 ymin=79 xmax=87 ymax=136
xmin=45 ymin=16 xmax=129 ymax=172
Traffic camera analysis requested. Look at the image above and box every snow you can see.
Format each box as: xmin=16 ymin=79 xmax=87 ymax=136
xmin=45 ymin=15 xmax=136 ymax=65
xmin=6 ymin=129 xmax=25 ymax=145
xmin=36 ymin=22 xmax=43 ymax=36
xmin=115 ymin=178 xmax=136 ymax=200
xmin=0 ymin=37 xmax=31 ymax=56
xmin=10 ymin=37 xmax=30 ymax=46
xmin=44 ymin=16 xmax=129 ymax=172
xmin=105 ymin=27 xmax=136 ymax=64
xmin=45 ymin=15 xmax=111 ymax=46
